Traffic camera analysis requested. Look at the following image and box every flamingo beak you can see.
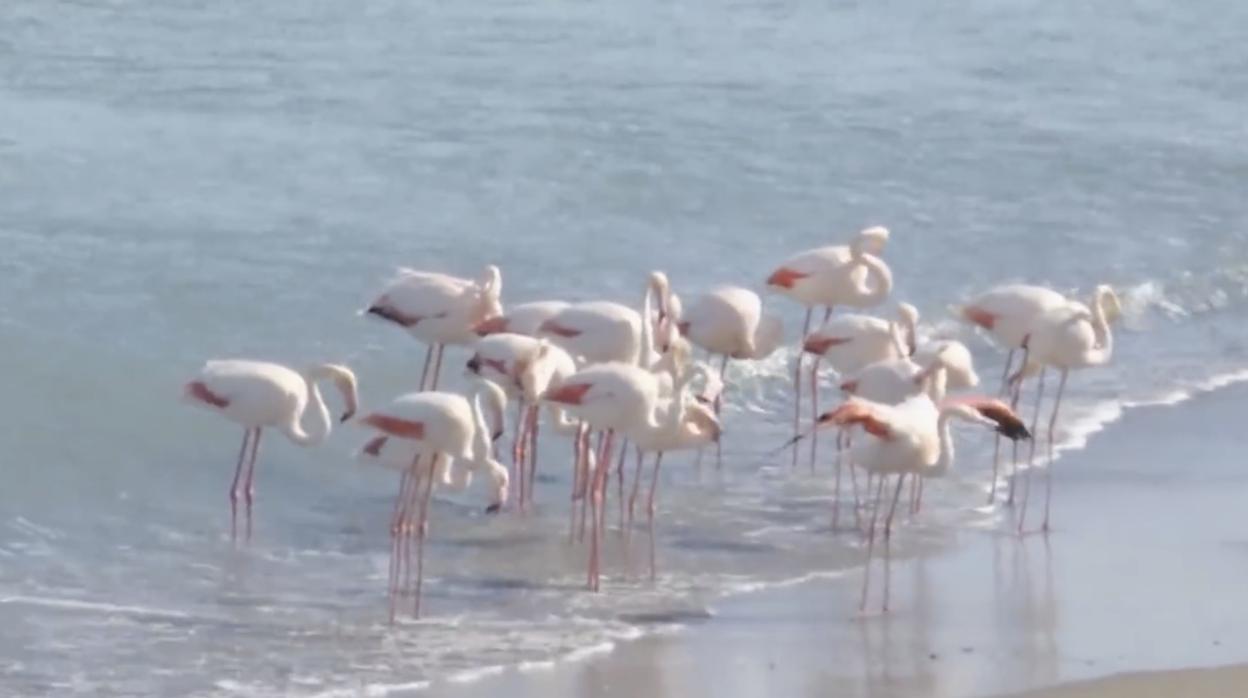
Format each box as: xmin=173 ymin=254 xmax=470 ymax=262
xmin=803 ymin=336 xmax=846 ymax=355
xmin=340 ymin=410 xmax=355 ymax=423
xmin=543 ymin=382 xmax=593 ymax=405
xmin=485 ymin=502 xmax=502 ymax=514
xmin=466 ymin=355 xmax=482 ymax=374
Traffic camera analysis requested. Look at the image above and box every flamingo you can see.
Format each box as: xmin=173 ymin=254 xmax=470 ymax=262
xmin=766 ymin=226 xmax=894 ymax=467
xmin=841 ymin=339 xmax=978 ymax=515
xmin=675 ymin=285 xmax=783 ymax=465
xmin=625 ymin=396 xmax=722 ymax=580
xmin=183 ymin=360 xmax=358 ymax=541
xmin=1013 ymin=285 xmax=1120 ymax=533
xmin=474 ymin=300 xmax=570 ymax=338
xmin=465 ymin=334 xmax=578 ymax=508
xmin=802 ymin=303 xmax=919 ymax=472
xmin=958 ymin=283 xmax=1117 ymax=503
xmin=541 ymin=361 xmax=707 ymax=591
xmin=364 ymin=265 xmax=502 ymax=391
xmin=358 ymin=380 xmax=510 ymax=619
xmin=813 ymin=394 xmax=1029 ymax=613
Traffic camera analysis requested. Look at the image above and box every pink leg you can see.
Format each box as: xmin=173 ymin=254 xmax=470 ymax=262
xmin=512 ymin=400 xmax=526 ymax=507
xmin=588 ymin=430 xmax=614 ymax=591
xmin=832 ymin=428 xmax=844 ymax=530
xmin=428 ymin=344 xmax=445 ymax=391
xmin=242 ymin=428 xmax=263 ymax=541
xmin=792 ymin=307 xmax=813 ymax=468
xmin=401 ymin=458 xmax=425 ymax=598
xmin=808 ymin=356 xmax=821 ymax=473
xmin=647 ymin=452 xmax=665 ymax=581
xmin=388 ymin=461 xmax=417 ymax=623
xmin=580 ymin=430 xmax=604 ymax=543
xmin=882 ymin=473 xmax=907 ymax=613
xmin=527 ymin=405 xmax=540 ymax=508
xmin=616 ymin=438 xmax=629 ymax=532
xmin=228 ymin=429 xmax=253 ymax=543
xmin=860 ymin=475 xmax=886 ymax=612
xmin=418 ymin=344 xmax=434 ymax=391
xmin=569 ymin=423 xmax=587 ymax=543
xmin=1006 ymin=342 xmax=1031 ymax=505
xmin=627 ymin=446 xmax=644 ymax=533
xmin=989 ymin=349 xmax=1017 ymax=503
xmin=1018 ymin=367 xmax=1047 ymax=533
xmin=846 ymin=433 xmax=864 ymax=531
xmin=413 ymin=454 xmax=438 ymax=618
xmin=716 ymin=355 xmax=729 ymax=468
xmin=1042 ymin=370 xmax=1068 ymax=533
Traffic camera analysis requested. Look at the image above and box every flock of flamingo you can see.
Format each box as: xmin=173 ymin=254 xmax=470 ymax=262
xmin=183 ymin=226 xmax=1120 ymax=618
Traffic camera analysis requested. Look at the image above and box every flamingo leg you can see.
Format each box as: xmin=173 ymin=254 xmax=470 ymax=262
xmin=1018 ymin=367 xmax=1047 ymax=533
xmin=413 ymin=454 xmax=438 ymax=618
xmin=616 ymin=439 xmax=629 ymax=532
xmin=832 ymin=428 xmax=844 ymax=530
xmin=860 ymin=474 xmax=886 ymax=612
xmin=512 ymin=400 xmax=526 ymax=508
xmin=647 ymin=452 xmax=665 ymax=582
xmin=792 ymin=307 xmax=813 ymax=467
xmin=527 ymin=404 xmax=540 ymax=508
xmin=1042 ymin=370 xmax=1069 ymax=533
xmin=388 ymin=468 xmax=415 ymax=618
xmin=808 ymin=356 xmax=821 ymax=473
xmin=569 ymin=423 xmax=587 ymax=543
xmin=588 ymin=430 xmax=615 ymax=591
xmin=241 ymin=428 xmax=263 ymax=541
xmin=1006 ymin=342 xmax=1032 ymax=504
xmin=428 ymin=344 xmax=445 ymax=391
xmin=228 ymin=428 xmax=253 ymax=543
xmin=401 ymin=457 xmax=424 ymax=599
xmin=627 ymin=446 xmax=644 ymax=534
xmin=716 ymin=354 xmax=729 ymax=468
xmin=989 ymin=348 xmax=1016 ymax=503
xmin=418 ymin=344 xmax=434 ymax=391
xmin=882 ymin=473 xmax=907 ymax=613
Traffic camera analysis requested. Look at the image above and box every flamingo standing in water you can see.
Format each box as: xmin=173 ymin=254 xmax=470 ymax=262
xmin=802 ymin=303 xmax=918 ymax=475
xmin=183 ymin=360 xmax=359 ymax=541
xmin=364 ymin=265 xmax=503 ymax=390
xmin=766 ymin=226 xmax=894 ymax=467
xmin=474 ymin=300 xmax=570 ymax=338
xmin=1012 ymin=285 xmax=1120 ymax=533
xmin=358 ymin=380 xmax=510 ymax=619
xmin=466 ymin=334 xmax=578 ymax=508
xmin=675 ymin=285 xmax=783 ymax=465
xmin=625 ymin=395 xmax=722 ymax=580
xmin=813 ymin=394 xmax=1029 ymax=613
xmin=542 ymin=362 xmax=707 ymax=591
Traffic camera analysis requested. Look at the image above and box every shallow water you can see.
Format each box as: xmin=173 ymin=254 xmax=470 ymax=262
xmin=2 ymin=0 xmax=1247 ymax=694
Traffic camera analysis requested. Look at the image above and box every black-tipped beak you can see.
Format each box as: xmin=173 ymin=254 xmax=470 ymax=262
xmin=492 ymin=430 xmax=504 ymax=442
xmin=997 ymin=422 xmax=1031 ymax=441
xmin=466 ymin=356 xmax=482 ymax=374
xmin=340 ymin=411 xmax=355 ymax=423
xmin=485 ymin=503 xmax=502 ymax=515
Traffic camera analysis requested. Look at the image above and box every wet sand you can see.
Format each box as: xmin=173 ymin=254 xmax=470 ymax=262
xmin=444 ymin=382 xmax=1248 ymax=698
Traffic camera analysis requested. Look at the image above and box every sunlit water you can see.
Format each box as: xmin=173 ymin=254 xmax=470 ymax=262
xmin=2 ymin=0 xmax=1247 ymax=694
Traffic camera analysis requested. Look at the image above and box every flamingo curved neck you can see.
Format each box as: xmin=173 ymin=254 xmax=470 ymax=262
xmin=470 ymin=386 xmax=510 ymax=505
xmin=1086 ymin=292 xmax=1114 ymax=365
xmin=931 ymin=409 xmax=958 ymax=477
xmin=283 ymin=378 xmax=332 ymax=446
xmin=854 ymin=254 xmax=893 ymax=307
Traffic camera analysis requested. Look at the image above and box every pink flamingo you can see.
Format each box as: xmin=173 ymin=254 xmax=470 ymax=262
xmin=813 ymin=394 xmax=1029 ymax=613
xmin=466 ymin=334 xmax=578 ymax=508
xmin=675 ymin=285 xmax=783 ymax=465
xmin=801 ymin=303 xmax=918 ymax=474
xmin=767 ymin=226 xmax=894 ymax=467
xmin=541 ymin=362 xmax=706 ymax=591
xmin=358 ymin=380 xmax=510 ymax=619
xmin=1013 ymin=285 xmax=1120 ymax=533
xmin=365 ymin=265 xmax=502 ymax=390
xmin=182 ymin=360 xmax=358 ymax=541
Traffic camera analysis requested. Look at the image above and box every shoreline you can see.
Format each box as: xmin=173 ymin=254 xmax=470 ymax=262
xmin=435 ymin=381 xmax=1248 ymax=698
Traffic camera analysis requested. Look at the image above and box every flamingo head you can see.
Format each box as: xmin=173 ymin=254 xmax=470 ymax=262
xmin=852 ymin=226 xmax=890 ymax=257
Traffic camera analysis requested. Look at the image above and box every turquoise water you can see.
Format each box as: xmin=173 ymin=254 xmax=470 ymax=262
xmin=2 ymin=0 xmax=1247 ymax=694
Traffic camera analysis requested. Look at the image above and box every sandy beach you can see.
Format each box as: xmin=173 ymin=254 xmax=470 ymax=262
xmin=440 ymin=382 xmax=1248 ymax=697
